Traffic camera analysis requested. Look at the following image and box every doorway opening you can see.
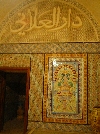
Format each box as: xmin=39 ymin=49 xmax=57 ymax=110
xmin=0 ymin=67 xmax=30 ymax=134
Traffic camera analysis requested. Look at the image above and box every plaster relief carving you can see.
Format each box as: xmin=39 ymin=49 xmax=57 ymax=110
xmin=0 ymin=0 xmax=99 ymax=43
xmin=10 ymin=7 xmax=82 ymax=35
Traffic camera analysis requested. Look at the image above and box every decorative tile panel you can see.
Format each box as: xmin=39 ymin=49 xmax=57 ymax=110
xmin=0 ymin=43 xmax=99 ymax=54
xmin=88 ymin=54 xmax=100 ymax=124
xmin=0 ymin=54 xmax=30 ymax=67
xmin=28 ymin=121 xmax=92 ymax=133
xmin=28 ymin=54 xmax=44 ymax=121
xmin=43 ymin=54 xmax=87 ymax=124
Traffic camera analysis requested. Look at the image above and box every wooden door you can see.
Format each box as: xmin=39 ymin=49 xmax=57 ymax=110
xmin=0 ymin=71 xmax=6 ymax=131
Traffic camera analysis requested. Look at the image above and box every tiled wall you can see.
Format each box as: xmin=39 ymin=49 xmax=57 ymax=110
xmin=0 ymin=52 xmax=99 ymax=132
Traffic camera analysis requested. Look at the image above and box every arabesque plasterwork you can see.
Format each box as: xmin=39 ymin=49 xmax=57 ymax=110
xmin=0 ymin=0 xmax=99 ymax=43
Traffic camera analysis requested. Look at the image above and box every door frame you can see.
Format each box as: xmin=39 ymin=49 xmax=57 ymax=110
xmin=0 ymin=67 xmax=30 ymax=134
xmin=0 ymin=70 xmax=6 ymax=131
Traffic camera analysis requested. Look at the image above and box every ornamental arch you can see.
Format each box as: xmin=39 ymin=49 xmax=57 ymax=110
xmin=0 ymin=0 xmax=99 ymax=43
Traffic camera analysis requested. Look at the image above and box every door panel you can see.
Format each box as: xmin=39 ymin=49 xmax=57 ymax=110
xmin=0 ymin=71 xmax=6 ymax=131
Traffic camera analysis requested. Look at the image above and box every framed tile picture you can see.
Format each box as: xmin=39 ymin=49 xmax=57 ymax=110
xmin=43 ymin=54 xmax=87 ymax=124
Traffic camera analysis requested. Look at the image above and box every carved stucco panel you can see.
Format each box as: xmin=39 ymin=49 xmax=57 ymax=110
xmin=0 ymin=0 xmax=99 ymax=43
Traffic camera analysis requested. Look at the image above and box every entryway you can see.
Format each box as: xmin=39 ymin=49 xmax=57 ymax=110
xmin=0 ymin=67 xmax=30 ymax=134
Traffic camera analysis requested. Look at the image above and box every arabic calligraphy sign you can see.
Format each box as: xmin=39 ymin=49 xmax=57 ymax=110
xmin=10 ymin=7 xmax=82 ymax=35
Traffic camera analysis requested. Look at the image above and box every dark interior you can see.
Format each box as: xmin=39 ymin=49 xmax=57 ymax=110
xmin=4 ymin=72 xmax=26 ymax=123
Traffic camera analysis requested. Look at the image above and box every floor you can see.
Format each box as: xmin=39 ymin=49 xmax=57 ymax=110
xmin=0 ymin=118 xmax=24 ymax=134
